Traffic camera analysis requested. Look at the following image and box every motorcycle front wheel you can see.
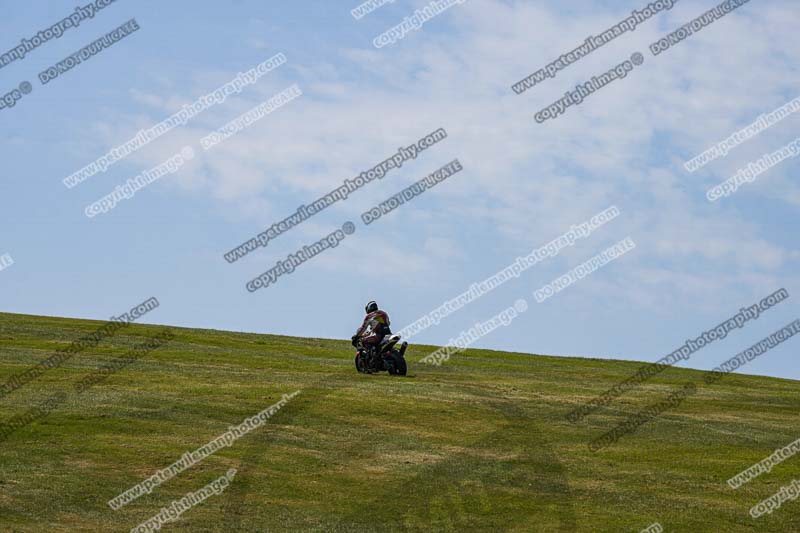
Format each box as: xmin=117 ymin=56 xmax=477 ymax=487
xmin=355 ymin=353 xmax=367 ymax=373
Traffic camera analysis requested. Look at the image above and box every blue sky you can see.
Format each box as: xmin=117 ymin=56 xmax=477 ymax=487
xmin=1 ymin=0 xmax=798 ymax=380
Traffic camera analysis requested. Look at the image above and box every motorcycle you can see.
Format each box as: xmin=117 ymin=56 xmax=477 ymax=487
xmin=354 ymin=334 xmax=408 ymax=376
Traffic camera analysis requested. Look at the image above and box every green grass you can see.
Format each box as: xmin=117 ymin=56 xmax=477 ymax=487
xmin=0 ymin=311 xmax=798 ymax=532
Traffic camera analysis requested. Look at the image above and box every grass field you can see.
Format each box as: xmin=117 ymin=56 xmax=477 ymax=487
xmin=0 ymin=311 xmax=798 ymax=532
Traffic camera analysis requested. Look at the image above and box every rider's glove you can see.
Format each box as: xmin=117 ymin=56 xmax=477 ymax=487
xmin=351 ymin=335 xmax=359 ymax=347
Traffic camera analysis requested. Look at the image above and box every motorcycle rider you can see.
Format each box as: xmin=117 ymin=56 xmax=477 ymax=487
xmin=352 ymin=301 xmax=391 ymax=359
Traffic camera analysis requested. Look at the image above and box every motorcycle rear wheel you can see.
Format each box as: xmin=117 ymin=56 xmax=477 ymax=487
xmin=387 ymin=353 xmax=407 ymax=376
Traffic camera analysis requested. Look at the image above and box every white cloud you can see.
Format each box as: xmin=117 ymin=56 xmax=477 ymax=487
xmin=98 ymin=0 xmax=799 ymax=311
